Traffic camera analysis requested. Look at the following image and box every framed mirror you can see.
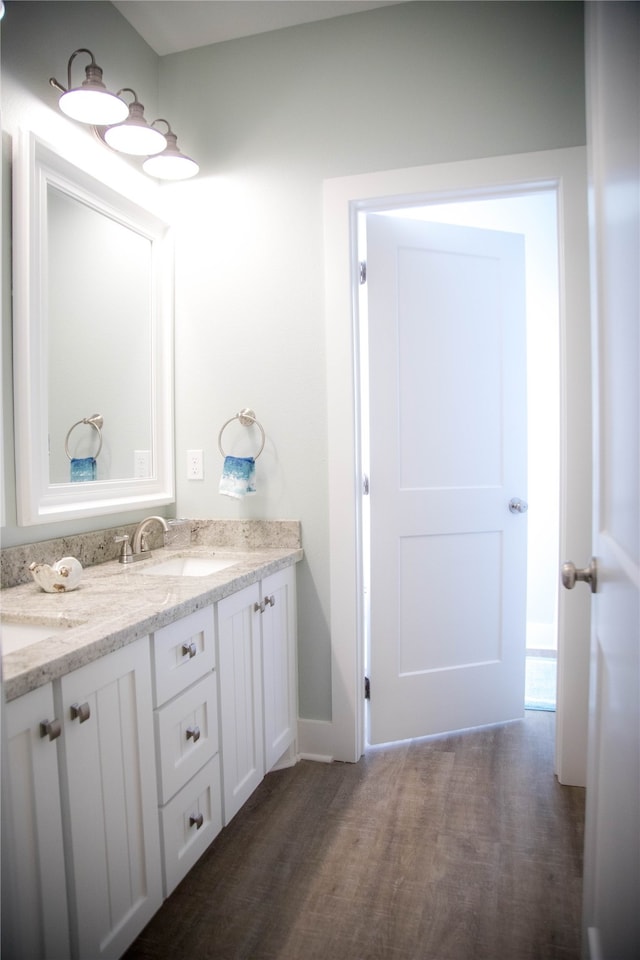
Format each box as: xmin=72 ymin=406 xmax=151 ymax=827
xmin=12 ymin=130 xmax=174 ymax=525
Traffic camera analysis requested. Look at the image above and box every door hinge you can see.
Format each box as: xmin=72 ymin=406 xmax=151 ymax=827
xmin=359 ymin=261 xmax=367 ymax=285
xmin=364 ymin=676 xmax=370 ymax=700
xmin=363 ymin=474 xmax=370 ymax=495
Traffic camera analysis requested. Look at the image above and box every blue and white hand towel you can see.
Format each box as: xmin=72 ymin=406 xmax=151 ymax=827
xmin=70 ymin=457 xmax=97 ymax=482
xmin=219 ymin=456 xmax=256 ymax=499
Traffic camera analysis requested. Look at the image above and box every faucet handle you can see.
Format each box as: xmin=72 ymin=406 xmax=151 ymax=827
xmin=114 ymin=534 xmax=133 ymax=562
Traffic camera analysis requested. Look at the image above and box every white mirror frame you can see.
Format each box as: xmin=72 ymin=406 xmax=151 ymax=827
xmin=12 ymin=129 xmax=175 ymax=525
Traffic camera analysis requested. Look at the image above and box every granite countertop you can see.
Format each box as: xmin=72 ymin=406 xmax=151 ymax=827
xmin=1 ymin=544 xmax=303 ymax=702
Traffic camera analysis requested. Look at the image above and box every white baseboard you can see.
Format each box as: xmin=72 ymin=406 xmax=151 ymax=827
xmin=587 ymin=927 xmax=602 ymax=960
xmin=527 ymin=620 xmax=557 ymax=652
xmin=297 ymin=717 xmax=335 ymax=763
xmin=297 ymin=752 xmax=333 ymax=764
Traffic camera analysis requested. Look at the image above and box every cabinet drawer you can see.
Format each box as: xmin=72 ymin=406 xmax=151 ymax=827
xmin=151 ymin=607 xmax=215 ymax=706
xmin=155 ymin=673 xmax=218 ymax=804
xmin=159 ymin=756 xmax=222 ymax=897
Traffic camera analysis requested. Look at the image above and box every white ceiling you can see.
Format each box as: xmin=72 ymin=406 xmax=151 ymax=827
xmin=112 ymin=1 xmax=406 ymax=56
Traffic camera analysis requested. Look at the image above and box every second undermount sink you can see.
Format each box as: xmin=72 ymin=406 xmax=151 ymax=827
xmin=136 ymin=556 xmax=238 ymax=578
xmin=1 ymin=617 xmax=85 ymax=655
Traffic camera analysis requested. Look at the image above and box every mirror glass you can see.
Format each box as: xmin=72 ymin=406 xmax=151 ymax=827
xmin=47 ymin=185 xmax=153 ymax=483
xmin=13 ymin=131 xmax=174 ymax=525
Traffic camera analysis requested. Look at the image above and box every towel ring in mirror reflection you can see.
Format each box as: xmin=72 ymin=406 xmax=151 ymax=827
xmin=218 ymin=408 xmax=265 ymax=459
xmin=65 ymin=414 xmax=104 ymax=460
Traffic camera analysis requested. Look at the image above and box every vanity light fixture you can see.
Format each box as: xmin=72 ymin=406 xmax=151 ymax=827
xmin=142 ymin=120 xmax=200 ymax=180
xmin=103 ymin=89 xmax=168 ymax=156
xmin=49 ymin=48 xmax=129 ymax=126
xmin=50 ymin=50 xmax=199 ymax=179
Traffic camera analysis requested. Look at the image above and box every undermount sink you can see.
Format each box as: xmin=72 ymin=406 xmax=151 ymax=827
xmin=136 ymin=556 xmax=238 ymax=578
xmin=1 ymin=617 xmax=85 ymax=655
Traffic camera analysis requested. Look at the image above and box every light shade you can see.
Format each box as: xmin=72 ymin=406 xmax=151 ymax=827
xmin=50 ymin=49 xmax=128 ymax=126
xmin=104 ymin=93 xmax=167 ymax=156
xmin=142 ymin=130 xmax=199 ymax=180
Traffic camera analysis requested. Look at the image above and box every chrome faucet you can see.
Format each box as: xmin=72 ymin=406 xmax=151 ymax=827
xmin=132 ymin=516 xmax=169 ymax=556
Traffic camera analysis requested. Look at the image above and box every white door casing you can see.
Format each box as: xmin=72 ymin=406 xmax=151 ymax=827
xmin=366 ymin=214 xmax=527 ymax=743
xmin=581 ymin=4 xmax=640 ymax=958
xmin=322 ymin=148 xmax=591 ymax=784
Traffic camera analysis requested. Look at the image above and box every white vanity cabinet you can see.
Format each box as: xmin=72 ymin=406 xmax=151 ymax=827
xmin=57 ymin=635 xmax=162 ymax=960
xmin=1 ymin=554 xmax=299 ymax=958
xmin=217 ymin=566 xmax=297 ymax=825
xmin=2 ymin=683 xmax=70 ymax=960
xmin=150 ymin=606 xmax=223 ymax=897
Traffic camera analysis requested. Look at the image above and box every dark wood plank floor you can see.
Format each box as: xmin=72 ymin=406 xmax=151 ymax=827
xmin=124 ymin=711 xmax=585 ymax=960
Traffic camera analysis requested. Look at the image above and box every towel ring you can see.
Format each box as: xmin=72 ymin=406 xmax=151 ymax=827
xmin=218 ymin=408 xmax=265 ymax=459
xmin=65 ymin=414 xmax=104 ymax=460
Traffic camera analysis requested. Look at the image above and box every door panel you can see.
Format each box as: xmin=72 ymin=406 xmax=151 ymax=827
xmin=582 ymin=4 xmax=640 ymax=956
xmin=367 ymin=214 xmax=527 ymax=744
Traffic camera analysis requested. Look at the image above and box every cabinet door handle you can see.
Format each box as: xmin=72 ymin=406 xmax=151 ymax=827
xmin=189 ymin=813 xmax=204 ymax=830
xmin=70 ymin=702 xmax=91 ymax=723
xmin=181 ymin=641 xmax=197 ymax=659
xmin=39 ymin=718 xmax=62 ymax=741
xmin=264 ymin=595 xmax=276 ymax=607
xmin=254 ymin=600 xmax=266 ymax=613
xmin=186 ymin=725 xmax=201 ymax=743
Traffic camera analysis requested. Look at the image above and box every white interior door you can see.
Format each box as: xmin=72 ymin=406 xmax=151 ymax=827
xmin=367 ymin=213 xmax=528 ymax=744
xmin=581 ymin=4 xmax=640 ymax=958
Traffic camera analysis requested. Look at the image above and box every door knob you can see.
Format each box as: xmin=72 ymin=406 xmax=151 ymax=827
xmin=509 ymin=498 xmax=528 ymax=514
xmin=561 ymin=558 xmax=598 ymax=593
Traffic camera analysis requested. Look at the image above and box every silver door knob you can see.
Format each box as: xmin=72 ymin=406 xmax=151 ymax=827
xmin=561 ymin=558 xmax=598 ymax=593
xmin=509 ymin=498 xmax=528 ymax=514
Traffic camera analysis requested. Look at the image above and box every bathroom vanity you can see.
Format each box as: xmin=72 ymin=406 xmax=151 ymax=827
xmin=1 ymin=534 xmax=301 ymax=960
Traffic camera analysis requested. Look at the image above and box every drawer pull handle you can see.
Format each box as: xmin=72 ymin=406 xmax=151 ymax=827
xmin=181 ymin=641 xmax=197 ymax=659
xmin=40 ymin=718 xmax=62 ymax=741
xmin=264 ymin=594 xmax=276 ymax=607
xmin=70 ymin=702 xmax=91 ymax=723
xmin=254 ymin=600 xmax=265 ymax=613
xmin=186 ymin=725 xmax=201 ymax=743
xmin=189 ymin=813 xmax=204 ymax=830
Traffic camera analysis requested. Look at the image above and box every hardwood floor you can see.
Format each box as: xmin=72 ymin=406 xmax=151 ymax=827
xmin=124 ymin=711 xmax=585 ymax=960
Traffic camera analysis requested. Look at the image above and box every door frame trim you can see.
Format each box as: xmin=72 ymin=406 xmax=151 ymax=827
xmin=323 ymin=148 xmax=591 ymax=782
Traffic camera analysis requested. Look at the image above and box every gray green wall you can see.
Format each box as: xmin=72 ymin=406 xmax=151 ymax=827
xmin=2 ymin=1 xmax=585 ymax=721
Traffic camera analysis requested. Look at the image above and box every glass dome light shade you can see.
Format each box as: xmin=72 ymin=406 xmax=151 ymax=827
xmin=57 ymin=63 xmax=128 ymax=125
xmin=143 ymin=132 xmax=199 ymax=180
xmin=104 ymin=101 xmax=167 ymax=156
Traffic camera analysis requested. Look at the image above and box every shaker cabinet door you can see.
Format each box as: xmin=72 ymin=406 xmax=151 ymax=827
xmin=2 ymin=683 xmax=70 ymax=960
xmin=261 ymin=566 xmax=297 ymax=771
xmin=59 ymin=636 xmax=162 ymax=960
xmin=217 ymin=582 xmax=264 ymax=824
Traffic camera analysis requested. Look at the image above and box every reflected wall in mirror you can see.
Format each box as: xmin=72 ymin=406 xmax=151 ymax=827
xmin=12 ymin=130 xmax=174 ymax=525
xmin=47 ymin=185 xmax=152 ymax=483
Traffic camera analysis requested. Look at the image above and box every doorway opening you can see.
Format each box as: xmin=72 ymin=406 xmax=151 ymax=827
xmin=358 ymin=189 xmax=560 ymax=741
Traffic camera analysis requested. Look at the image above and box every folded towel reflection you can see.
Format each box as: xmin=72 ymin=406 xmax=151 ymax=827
xmin=70 ymin=457 xmax=97 ymax=482
xmin=219 ymin=456 xmax=256 ymax=499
